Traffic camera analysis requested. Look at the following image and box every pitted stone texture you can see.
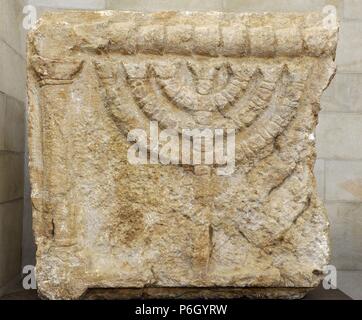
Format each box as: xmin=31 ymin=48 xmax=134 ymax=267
xmin=27 ymin=11 xmax=338 ymax=300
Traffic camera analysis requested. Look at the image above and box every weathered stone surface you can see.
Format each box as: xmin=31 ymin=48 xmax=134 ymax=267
xmin=27 ymin=11 xmax=338 ymax=300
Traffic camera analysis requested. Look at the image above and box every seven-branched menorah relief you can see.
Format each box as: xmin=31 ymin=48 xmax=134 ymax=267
xmin=28 ymin=11 xmax=337 ymax=299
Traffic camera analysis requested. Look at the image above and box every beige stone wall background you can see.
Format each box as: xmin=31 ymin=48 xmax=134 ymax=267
xmin=0 ymin=0 xmax=361 ymax=295
xmin=0 ymin=0 xmax=26 ymax=296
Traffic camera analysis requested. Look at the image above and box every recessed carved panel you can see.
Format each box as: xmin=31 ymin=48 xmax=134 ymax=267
xmin=28 ymin=11 xmax=338 ymax=299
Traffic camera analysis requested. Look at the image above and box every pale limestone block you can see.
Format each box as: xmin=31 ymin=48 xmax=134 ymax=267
xmin=314 ymin=159 xmax=325 ymax=201
xmin=326 ymin=160 xmax=362 ymax=202
xmin=22 ymin=1 xmax=106 ymax=56
xmin=0 ymin=200 xmax=23 ymax=288
xmin=22 ymin=196 xmax=35 ymax=267
xmin=336 ymin=21 xmax=362 ymax=73
xmin=27 ymin=11 xmax=337 ymax=300
xmin=326 ymin=202 xmax=362 ymax=270
xmin=321 ymin=73 xmax=362 ymax=113
xmin=316 ymin=113 xmax=362 ymax=160
xmin=0 ymin=153 xmax=24 ymax=203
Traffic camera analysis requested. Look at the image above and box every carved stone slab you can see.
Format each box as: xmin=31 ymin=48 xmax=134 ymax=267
xmin=27 ymin=11 xmax=338 ymax=299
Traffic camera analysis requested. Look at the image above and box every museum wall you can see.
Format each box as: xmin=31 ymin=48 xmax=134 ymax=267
xmin=0 ymin=0 xmax=26 ymax=296
xmin=0 ymin=0 xmax=361 ymax=296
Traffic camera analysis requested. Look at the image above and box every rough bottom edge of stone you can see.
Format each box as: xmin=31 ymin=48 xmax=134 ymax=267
xmin=76 ymin=287 xmax=313 ymax=300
